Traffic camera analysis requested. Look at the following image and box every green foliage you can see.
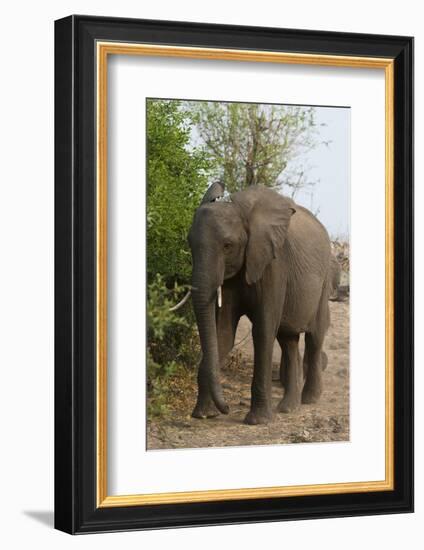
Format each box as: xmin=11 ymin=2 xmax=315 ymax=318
xmin=147 ymin=345 xmax=182 ymax=418
xmin=146 ymin=100 xmax=211 ymax=417
xmin=189 ymin=101 xmax=320 ymax=194
xmin=147 ymin=275 xmax=200 ymax=376
xmin=147 ymin=276 xmax=200 ymax=418
xmin=147 ymin=99 xmax=214 ymax=283
xmin=147 ymin=274 xmax=189 ymax=341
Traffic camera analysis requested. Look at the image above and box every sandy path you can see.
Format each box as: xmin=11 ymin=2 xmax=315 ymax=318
xmin=148 ymin=301 xmax=349 ymax=449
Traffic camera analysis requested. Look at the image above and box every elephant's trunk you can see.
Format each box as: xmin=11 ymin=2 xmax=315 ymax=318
xmin=191 ymin=271 xmax=229 ymax=415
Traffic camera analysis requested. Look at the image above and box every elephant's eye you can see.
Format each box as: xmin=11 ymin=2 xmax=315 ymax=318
xmin=223 ymin=242 xmax=232 ymax=252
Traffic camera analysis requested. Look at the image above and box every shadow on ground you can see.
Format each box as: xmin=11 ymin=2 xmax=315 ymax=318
xmin=23 ymin=510 xmax=54 ymax=529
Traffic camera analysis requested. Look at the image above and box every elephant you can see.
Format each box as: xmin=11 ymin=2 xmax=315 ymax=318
xmin=328 ymin=253 xmax=342 ymax=301
xmin=187 ymin=182 xmax=332 ymax=425
xmin=278 ymin=253 xmax=339 ymax=387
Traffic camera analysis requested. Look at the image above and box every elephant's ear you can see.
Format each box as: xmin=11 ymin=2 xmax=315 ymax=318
xmin=232 ymin=187 xmax=296 ymax=285
xmin=201 ymin=181 xmax=225 ymax=204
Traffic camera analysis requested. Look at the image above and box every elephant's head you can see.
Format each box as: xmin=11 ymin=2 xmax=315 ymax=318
xmin=188 ymin=182 xmax=296 ymax=414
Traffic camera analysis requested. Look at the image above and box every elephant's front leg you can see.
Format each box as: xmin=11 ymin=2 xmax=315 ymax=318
xmin=244 ymin=323 xmax=275 ymax=425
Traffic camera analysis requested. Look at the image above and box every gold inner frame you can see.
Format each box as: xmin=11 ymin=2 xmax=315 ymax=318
xmin=96 ymin=42 xmax=395 ymax=508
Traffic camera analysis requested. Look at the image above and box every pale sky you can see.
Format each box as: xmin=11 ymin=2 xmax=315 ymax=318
xmin=186 ymin=102 xmax=350 ymax=239
xmin=292 ymin=107 xmax=350 ymax=239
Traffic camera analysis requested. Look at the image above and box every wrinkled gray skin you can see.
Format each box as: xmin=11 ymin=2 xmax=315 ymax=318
xmin=328 ymin=254 xmax=341 ymax=300
xmin=188 ymin=183 xmax=332 ymax=425
xmin=279 ymin=253 xmax=339 ymax=386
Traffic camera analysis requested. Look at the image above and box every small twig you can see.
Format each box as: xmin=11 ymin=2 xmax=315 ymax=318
xmin=233 ymin=332 xmax=251 ymax=348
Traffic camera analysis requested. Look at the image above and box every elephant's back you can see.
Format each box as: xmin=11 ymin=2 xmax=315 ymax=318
xmin=286 ymin=205 xmax=331 ymax=273
xmin=291 ymin=204 xmax=330 ymax=241
xmin=280 ymin=205 xmax=331 ymax=332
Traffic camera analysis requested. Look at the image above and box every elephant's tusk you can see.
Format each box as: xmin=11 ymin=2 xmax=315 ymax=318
xmin=169 ymin=290 xmax=191 ymax=312
xmin=217 ymin=286 xmax=222 ymax=308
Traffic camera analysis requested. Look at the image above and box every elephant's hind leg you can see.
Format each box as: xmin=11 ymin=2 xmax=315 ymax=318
xmin=302 ymin=322 xmax=328 ymax=405
xmin=302 ymin=332 xmax=323 ymax=404
xmin=277 ymin=334 xmax=302 ymax=413
xmin=302 ymin=290 xmax=330 ymax=404
xmin=302 ymin=349 xmax=328 ymax=381
xmin=276 ymin=335 xmax=286 ymax=387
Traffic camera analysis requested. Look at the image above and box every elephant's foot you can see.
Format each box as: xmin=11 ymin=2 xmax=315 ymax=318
xmin=191 ymin=399 xmax=220 ymax=419
xmin=301 ymin=383 xmax=322 ymax=404
xmin=277 ymin=393 xmax=301 ymax=413
xmin=244 ymin=407 xmax=273 ymax=425
xmin=321 ymin=351 xmax=328 ymax=371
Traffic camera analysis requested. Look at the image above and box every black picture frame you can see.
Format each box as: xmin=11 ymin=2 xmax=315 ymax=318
xmin=55 ymin=14 xmax=414 ymax=534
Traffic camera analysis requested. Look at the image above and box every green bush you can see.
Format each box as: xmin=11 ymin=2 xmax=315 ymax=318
xmin=146 ymin=100 xmax=214 ymax=418
xmin=147 ymin=275 xmax=200 ymax=417
xmin=147 ymin=274 xmax=191 ymax=371
xmin=147 ymin=99 xmax=214 ymax=284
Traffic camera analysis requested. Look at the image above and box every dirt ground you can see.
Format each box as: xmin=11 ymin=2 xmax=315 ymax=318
xmin=147 ymin=300 xmax=349 ymax=450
